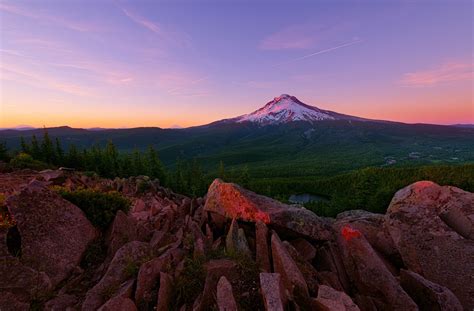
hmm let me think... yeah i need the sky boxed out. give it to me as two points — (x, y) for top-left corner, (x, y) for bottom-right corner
(0, 0), (473, 128)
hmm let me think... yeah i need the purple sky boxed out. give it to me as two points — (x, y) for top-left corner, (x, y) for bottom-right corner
(1, 0), (473, 128)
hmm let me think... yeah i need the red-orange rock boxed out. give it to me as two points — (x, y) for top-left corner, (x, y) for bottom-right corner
(204, 179), (332, 241)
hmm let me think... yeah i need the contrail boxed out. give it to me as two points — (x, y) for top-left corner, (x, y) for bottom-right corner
(273, 39), (364, 67)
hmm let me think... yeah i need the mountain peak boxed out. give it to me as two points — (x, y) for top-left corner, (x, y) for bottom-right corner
(236, 94), (337, 125)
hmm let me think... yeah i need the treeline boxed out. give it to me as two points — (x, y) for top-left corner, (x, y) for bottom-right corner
(1, 131), (250, 197)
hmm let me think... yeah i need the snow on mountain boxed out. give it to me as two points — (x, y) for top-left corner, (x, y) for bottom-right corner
(235, 94), (343, 125)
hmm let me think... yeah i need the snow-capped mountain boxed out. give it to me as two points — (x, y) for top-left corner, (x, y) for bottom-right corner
(233, 94), (363, 125)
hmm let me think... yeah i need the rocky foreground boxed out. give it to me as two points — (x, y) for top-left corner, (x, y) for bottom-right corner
(0, 169), (473, 311)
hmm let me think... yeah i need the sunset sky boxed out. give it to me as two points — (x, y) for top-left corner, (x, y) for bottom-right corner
(1, 0), (473, 128)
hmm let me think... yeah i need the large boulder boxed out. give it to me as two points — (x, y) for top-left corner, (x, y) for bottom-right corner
(385, 181), (474, 309)
(6, 182), (96, 287)
(337, 225), (418, 310)
(204, 179), (332, 241)
(259, 273), (286, 311)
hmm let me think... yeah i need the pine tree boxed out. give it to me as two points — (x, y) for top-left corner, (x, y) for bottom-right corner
(131, 149), (145, 176)
(41, 130), (54, 163)
(104, 141), (119, 177)
(146, 146), (166, 183)
(20, 137), (30, 154)
(66, 144), (81, 168)
(0, 141), (8, 162)
(55, 138), (64, 165)
(218, 160), (226, 180)
(239, 165), (250, 188)
(30, 135), (41, 160)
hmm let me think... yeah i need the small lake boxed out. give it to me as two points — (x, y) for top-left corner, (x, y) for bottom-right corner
(289, 193), (329, 204)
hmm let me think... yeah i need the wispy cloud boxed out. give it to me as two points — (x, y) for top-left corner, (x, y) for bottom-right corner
(0, 64), (93, 97)
(273, 39), (363, 67)
(119, 6), (191, 47)
(0, 2), (102, 32)
(401, 61), (473, 87)
(121, 7), (163, 35)
(260, 24), (336, 50)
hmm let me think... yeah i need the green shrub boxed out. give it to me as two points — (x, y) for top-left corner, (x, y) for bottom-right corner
(9, 153), (48, 170)
(55, 187), (130, 230)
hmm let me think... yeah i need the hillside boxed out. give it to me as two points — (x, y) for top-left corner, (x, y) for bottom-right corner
(0, 169), (472, 310)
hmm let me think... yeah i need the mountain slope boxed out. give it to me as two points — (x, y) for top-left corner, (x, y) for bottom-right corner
(225, 94), (368, 125)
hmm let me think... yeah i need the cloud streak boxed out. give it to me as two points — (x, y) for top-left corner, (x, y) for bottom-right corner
(273, 39), (363, 67)
(401, 61), (473, 87)
(0, 2), (101, 32)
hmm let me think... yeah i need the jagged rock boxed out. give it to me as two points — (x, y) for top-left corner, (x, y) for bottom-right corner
(255, 221), (271, 272)
(195, 259), (240, 311)
(385, 181), (474, 309)
(6, 183), (96, 287)
(400, 269), (463, 311)
(289, 238), (316, 262)
(98, 296), (137, 311)
(0, 252), (53, 303)
(107, 210), (151, 259)
(225, 218), (251, 256)
(337, 225), (417, 310)
(216, 276), (238, 311)
(204, 179), (333, 241)
(313, 243), (349, 292)
(44, 294), (78, 311)
(0, 291), (30, 311)
(312, 285), (360, 311)
(82, 241), (151, 311)
(156, 272), (173, 311)
(193, 237), (205, 259)
(335, 210), (399, 260)
(39, 169), (65, 184)
(135, 247), (185, 304)
(259, 273), (286, 311)
(270, 232), (310, 305)
(283, 240), (319, 296)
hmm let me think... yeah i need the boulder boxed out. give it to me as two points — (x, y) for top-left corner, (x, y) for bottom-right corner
(270, 232), (310, 304)
(385, 181), (474, 309)
(44, 294), (78, 311)
(135, 247), (185, 304)
(259, 273), (286, 311)
(82, 241), (151, 311)
(225, 218), (251, 257)
(255, 221), (271, 272)
(6, 183), (96, 287)
(289, 238), (316, 262)
(216, 276), (238, 311)
(98, 296), (137, 311)
(0, 291), (30, 311)
(337, 225), (417, 310)
(335, 210), (399, 260)
(400, 269), (463, 311)
(204, 179), (333, 241)
(195, 259), (240, 311)
(107, 210), (151, 259)
(312, 285), (360, 311)
(156, 272), (173, 311)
